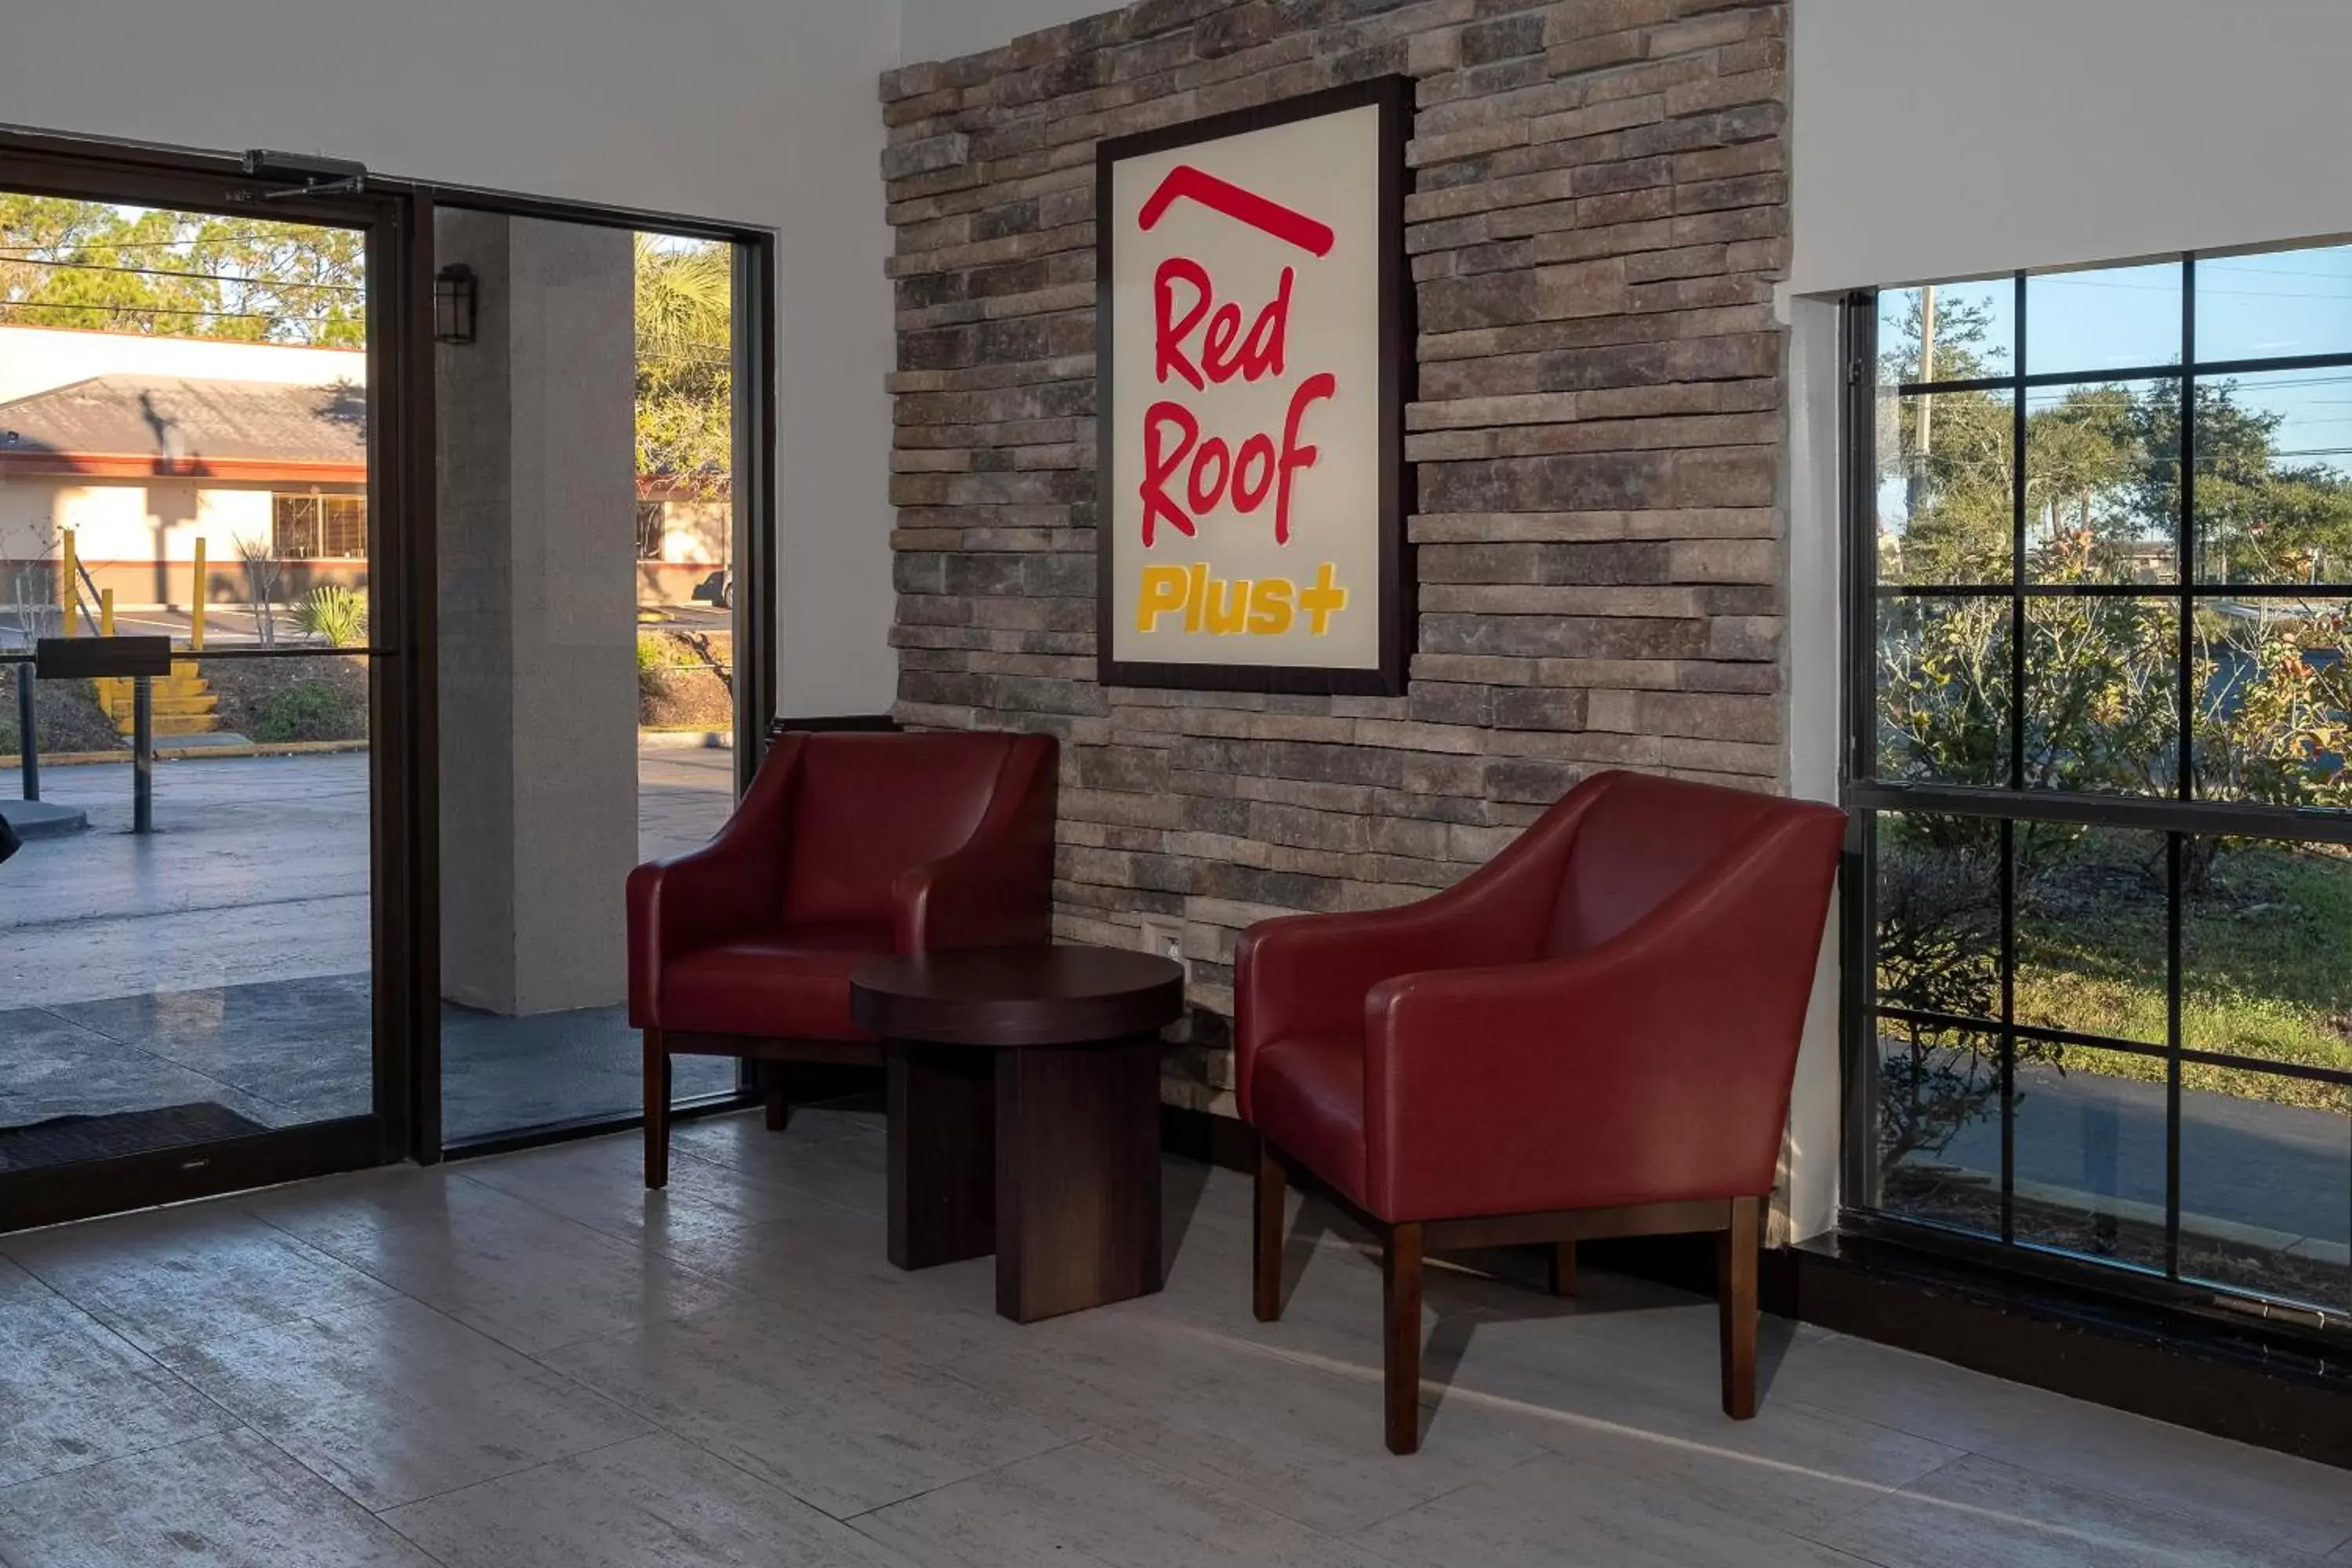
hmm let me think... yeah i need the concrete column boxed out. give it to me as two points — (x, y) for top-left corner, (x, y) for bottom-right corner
(436, 212), (638, 1015)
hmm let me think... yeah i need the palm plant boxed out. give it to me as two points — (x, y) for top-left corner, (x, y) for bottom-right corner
(633, 234), (734, 499)
(296, 584), (368, 648)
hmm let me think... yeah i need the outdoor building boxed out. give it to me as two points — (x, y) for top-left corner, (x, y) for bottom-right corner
(633, 480), (730, 606)
(0, 327), (365, 615)
(0, 323), (726, 617)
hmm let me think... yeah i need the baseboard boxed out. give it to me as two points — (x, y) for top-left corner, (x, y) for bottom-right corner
(771, 714), (900, 735)
(1153, 1105), (2352, 1471)
(440, 1088), (759, 1163)
(1784, 1229), (2352, 1471)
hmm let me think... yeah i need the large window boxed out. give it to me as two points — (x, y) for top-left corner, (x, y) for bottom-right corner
(1846, 246), (2352, 1331)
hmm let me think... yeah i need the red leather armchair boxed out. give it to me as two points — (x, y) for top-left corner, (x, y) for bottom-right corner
(628, 728), (1057, 1188)
(1236, 769), (1844, 1453)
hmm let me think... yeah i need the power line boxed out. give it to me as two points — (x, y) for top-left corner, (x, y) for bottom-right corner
(0, 255), (364, 291)
(2010, 372), (2352, 403)
(0, 230), (354, 253)
(0, 299), (354, 325)
(2200, 261), (2352, 284)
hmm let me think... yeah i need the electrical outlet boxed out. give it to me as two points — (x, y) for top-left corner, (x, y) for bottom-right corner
(1138, 918), (1188, 981)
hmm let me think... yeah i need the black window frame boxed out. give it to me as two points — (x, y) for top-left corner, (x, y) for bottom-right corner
(1839, 255), (2352, 1342)
(273, 490), (368, 560)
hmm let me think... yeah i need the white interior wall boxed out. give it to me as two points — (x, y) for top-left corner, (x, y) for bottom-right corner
(900, 0), (1105, 64)
(1779, 292), (1846, 1242)
(0, 0), (900, 717)
(1791, 0), (2352, 293)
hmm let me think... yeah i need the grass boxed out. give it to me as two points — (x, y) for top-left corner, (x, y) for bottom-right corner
(2012, 837), (2352, 1114)
(636, 632), (688, 673)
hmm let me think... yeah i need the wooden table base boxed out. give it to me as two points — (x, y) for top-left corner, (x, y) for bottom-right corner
(886, 1033), (1163, 1323)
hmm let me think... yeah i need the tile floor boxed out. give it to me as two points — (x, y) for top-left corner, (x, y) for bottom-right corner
(1, 1105), (2347, 1566)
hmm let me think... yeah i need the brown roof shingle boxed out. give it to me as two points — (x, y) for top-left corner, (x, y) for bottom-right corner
(0, 374), (365, 466)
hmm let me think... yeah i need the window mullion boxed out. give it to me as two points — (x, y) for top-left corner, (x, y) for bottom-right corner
(2165, 831), (2183, 1279)
(2010, 269), (2027, 794)
(1999, 815), (2016, 1246)
(2001, 269), (2027, 1249)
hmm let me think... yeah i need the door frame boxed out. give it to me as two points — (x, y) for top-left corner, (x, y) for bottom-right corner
(0, 132), (423, 1227)
(0, 128), (779, 1222)
(412, 185), (777, 1161)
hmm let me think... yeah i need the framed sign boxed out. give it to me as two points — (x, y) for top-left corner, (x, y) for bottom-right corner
(1095, 76), (1410, 695)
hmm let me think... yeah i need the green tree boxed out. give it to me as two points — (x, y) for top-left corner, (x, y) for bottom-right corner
(1878, 292), (2014, 583)
(0, 194), (365, 345)
(6, 203), (739, 501)
(2176, 383), (2352, 584)
(633, 234), (733, 496)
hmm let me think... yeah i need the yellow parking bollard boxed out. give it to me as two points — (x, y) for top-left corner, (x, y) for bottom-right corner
(98, 589), (119, 715)
(61, 528), (78, 637)
(191, 538), (207, 653)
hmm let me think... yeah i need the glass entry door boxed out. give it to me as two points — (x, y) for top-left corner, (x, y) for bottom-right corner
(0, 151), (416, 1228)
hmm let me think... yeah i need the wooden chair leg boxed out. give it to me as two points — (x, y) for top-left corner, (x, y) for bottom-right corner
(1551, 1240), (1577, 1298)
(1719, 1195), (1761, 1419)
(1384, 1221), (1425, 1456)
(763, 1062), (789, 1131)
(1253, 1138), (1284, 1323)
(643, 1030), (672, 1190)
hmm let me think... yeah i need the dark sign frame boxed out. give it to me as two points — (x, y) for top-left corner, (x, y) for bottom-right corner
(1094, 74), (1413, 696)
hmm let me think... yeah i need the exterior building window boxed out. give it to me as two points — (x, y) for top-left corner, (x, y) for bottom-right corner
(273, 492), (368, 559)
(1845, 245), (2352, 1334)
(635, 499), (666, 561)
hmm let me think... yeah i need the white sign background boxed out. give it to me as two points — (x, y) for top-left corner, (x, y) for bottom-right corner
(1105, 100), (1385, 673)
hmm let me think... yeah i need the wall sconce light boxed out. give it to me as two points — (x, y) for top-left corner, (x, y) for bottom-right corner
(434, 263), (478, 345)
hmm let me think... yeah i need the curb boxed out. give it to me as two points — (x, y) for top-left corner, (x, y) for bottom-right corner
(0, 799), (89, 837)
(639, 729), (735, 750)
(0, 739), (372, 768)
(5, 731), (730, 768)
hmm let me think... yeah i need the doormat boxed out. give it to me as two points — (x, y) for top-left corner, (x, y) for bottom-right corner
(0, 1102), (272, 1172)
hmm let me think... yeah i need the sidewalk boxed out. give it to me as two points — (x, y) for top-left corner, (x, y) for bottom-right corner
(1935, 1061), (2348, 1260)
(1, 744), (739, 1145)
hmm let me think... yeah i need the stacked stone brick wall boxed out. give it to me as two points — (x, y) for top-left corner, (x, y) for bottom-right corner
(880, 0), (1791, 1112)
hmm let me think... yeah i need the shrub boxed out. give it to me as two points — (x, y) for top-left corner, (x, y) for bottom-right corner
(637, 632), (686, 673)
(252, 681), (366, 743)
(296, 586), (369, 648)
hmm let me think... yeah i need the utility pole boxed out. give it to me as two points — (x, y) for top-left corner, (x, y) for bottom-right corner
(1909, 285), (1936, 516)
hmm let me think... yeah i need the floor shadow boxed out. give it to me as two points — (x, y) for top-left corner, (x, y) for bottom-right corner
(1160, 1152), (1212, 1277)
(1417, 1243), (1789, 1435)
(1416, 1287), (1804, 1444)
(1417, 1254), (1649, 1432)
(1277, 1190), (1381, 1310)
(1254, 1178), (1739, 1443)
(1757, 1302), (1798, 1403)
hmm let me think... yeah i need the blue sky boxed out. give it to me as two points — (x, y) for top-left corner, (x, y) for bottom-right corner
(1883, 243), (2352, 479)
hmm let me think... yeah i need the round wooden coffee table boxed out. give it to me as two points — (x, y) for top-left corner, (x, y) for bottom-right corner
(850, 945), (1185, 1323)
